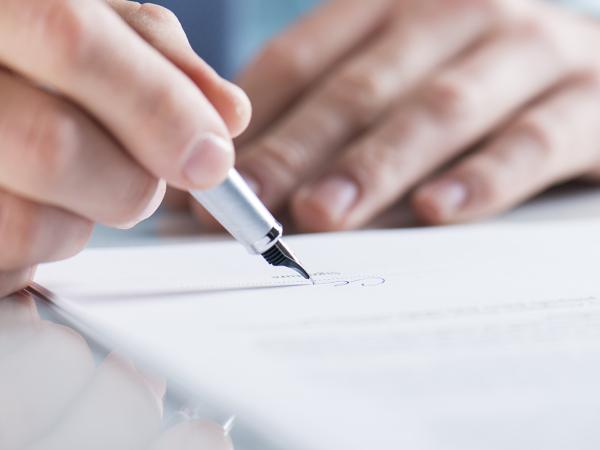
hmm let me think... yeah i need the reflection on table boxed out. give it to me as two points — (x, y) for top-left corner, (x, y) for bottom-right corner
(0, 292), (233, 450)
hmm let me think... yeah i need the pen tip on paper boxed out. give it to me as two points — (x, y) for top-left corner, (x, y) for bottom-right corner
(291, 261), (312, 281)
(223, 415), (236, 436)
(285, 259), (313, 282)
(262, 240), (313, 282)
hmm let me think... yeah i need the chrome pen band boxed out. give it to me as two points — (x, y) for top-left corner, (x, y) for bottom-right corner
(191, 169), (282, 254)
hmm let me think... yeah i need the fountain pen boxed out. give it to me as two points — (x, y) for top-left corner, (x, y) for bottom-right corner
(191, 169), (313, 281)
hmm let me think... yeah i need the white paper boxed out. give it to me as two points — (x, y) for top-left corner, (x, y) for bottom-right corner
(35, 221), (600, 450)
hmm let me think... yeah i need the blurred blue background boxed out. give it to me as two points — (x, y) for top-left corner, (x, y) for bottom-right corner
(145, 0), (322, 78)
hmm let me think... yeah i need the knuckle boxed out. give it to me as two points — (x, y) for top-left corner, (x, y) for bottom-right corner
(22, 105), (80, 189)
(511, 115), (556, 159)
(256, 37), (314, 85)
(334, 70), (384, 103)
(39, 0), (97, 72)
(344, 139), (402, 194)
(322, 70), (386, 127)
(572, 72), (600, 93)
(138, 83), (194, 160)
(470, 165), (503, 204)
(424, 75), (476, 123)
(509, 18), (563, 61)
(587, 73), (600, 89)
(513, 18), (553, 42)
(257, 136), (310, 185)
(347, 159), (384, 194)
(137, 3), (181, 27)
(467, 176), (504, 210)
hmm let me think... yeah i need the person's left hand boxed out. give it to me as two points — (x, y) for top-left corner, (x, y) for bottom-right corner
(194, 0), (600, 231)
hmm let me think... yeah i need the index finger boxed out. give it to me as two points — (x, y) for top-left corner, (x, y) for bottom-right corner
(108, 0), (252, 138)
(0, 0), (233, 190)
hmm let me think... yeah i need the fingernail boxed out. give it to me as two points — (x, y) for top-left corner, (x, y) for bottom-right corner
(420, 179), (469, 219)
(303, 176), (359, 222)
(182, 133), (234, 188)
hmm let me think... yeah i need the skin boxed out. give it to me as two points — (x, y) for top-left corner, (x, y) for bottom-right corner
(192, 0), (600, 232)
(0, 0), (252, 297)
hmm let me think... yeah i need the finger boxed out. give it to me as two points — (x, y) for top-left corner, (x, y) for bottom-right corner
(412, 77), (600, 223)
(0, 189), (93, 271)
(237, 0), (502, 210)
(0, 321), (95, 450)
(147, 420), (233, 450)
(24, 353), (163, 450)
(0, 0), (233, 190)
(236, 0), (392, 144)
(291, 25), (574, 231)
(108, 0), (251, 138)
(0, 69), (165, 228)
(0, 268), (36, 302)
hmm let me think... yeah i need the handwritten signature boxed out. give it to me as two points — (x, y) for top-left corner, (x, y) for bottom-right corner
(272, 273), (386, 287)
(315, 277), (387, 287)
(272, 272), (342, 280)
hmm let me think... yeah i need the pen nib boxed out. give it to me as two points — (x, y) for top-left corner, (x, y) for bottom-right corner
(262, 240), (312, 282)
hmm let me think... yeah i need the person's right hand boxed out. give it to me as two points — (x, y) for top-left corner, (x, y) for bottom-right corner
(0, 0), (252, 297)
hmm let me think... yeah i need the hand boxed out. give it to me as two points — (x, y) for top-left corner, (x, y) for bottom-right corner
(219, 0), (600, 232)
(0, 292), (234, 450)
(0, 0), (251, 296)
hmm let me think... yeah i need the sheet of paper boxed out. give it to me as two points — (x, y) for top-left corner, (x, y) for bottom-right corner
(35, 221), (600, 450)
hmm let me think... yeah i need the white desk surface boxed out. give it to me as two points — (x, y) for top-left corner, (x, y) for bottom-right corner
(19, 184), (600, 450)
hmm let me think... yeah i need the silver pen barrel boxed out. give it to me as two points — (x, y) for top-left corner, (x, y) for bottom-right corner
(191, 169), (281, 255)
(190, 169), (312, 280)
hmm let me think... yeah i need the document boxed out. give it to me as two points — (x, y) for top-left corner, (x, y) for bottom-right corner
(35, 221), (600, 450)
